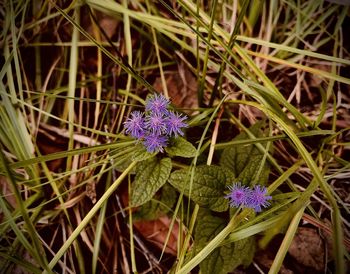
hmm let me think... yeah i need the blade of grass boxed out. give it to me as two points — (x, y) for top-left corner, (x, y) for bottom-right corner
(235, 35), (350, 66)
(116, 0), (133, 134)
(0, 251), (42, 274)
(128, 177), (137, 273)
(197, 0), (218, 106)
(44, 161), (137, 272)
(65, 7), (79, 171)
(268, 206), (306, 274)
(215, 130), (334, 149)
(0, 148), (50, 272)
(245, 49), (350, 85)
(177, 209), (249, 274)
(91, 172), (110, 274)
(90, 9), (103, 130)
(55, 2), (159, 96)
(209, 0), (250, 107)
(145, 0), (169, 99)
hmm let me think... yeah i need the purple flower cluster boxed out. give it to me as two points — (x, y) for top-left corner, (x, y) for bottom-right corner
(225, 183), (272, 212)
(124, 94), (188, 153)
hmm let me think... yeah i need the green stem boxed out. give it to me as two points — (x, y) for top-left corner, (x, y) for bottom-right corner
(177, 210), (249, 274)
(268, 206), (306, 274)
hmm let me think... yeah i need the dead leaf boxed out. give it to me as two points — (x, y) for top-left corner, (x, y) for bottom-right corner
(86, 179), (97, 204)
(87, 12), (119, 41)
(288, 227), (325, 271)
(133, 216), (180, 255)
(0, 176), (17, 209)
(257, 251), (294, 274)
(153, 63), (198, 113)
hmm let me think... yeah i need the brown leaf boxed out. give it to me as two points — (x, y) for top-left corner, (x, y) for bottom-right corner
(86, 12), (119, 41)
(0, 176), (17, 209)
(85, 179), (97, 204)
(133, 216), (180, 255)
(153, 64), (198, 113)
(288, 227), (325, 271)
(256, 251), (294, 274)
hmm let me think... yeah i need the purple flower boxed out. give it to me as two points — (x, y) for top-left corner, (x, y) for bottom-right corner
(145, 94), (170, 115)
(124, 93), (190, 153)
(246, 185), (272, 212)
(165, 111), (188, 137)
(145, 112), (168, 135)
(143, 133), (168, 153)
(225, 183), (250, 208)
(124, 111), (146, 139)
(225, 183), (272, 212)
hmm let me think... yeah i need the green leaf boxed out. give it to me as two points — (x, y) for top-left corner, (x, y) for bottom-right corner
(168, 165), (234, 212)
(131, 157), (172, 207)
(165, 137), (197, 158)
(220, 122), (263, 176)
(131, 143), (157, 162)
(219, 121), (270, 186)
(112, 143), (155, 173)
(236, 153), (270, 186)
(133, 184), (177, 221)
(194, 211), (255, 274)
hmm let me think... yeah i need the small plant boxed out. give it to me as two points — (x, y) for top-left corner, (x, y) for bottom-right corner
(124, 94), (188, 152)
(127, 117), (274, 273)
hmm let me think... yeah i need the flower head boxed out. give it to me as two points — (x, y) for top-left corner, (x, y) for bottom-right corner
(143, 133), (168, 153)
(225, 183), (272, 212)
(124, 111), (146, 139)
(225, 183), (250, 208)
(124, 93), (189, 153)
(145, 112), (168, 135)
(145, 93), (170, 115)
(165, 111), (188, 137)
(246, 185), (272, 212)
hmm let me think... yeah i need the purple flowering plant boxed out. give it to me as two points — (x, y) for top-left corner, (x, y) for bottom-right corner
(123, 98), (276, 274)
(124, 111), (146, 139)
(124, 93), (188, 153)
(225, 183), (250, 208)
(145, 93), (170, 114)
(225, 183), (272, 212)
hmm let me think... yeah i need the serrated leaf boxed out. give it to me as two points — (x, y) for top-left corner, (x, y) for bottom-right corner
(220, 122), (264, 176)
(194, 211), (255, 274)
(133, 184), (177, 221)
(236, 154), (270, 186)
(131, 157), (172, 207)
(111, 150), (136, 173)
(112, 143), (155, 173)
(219, 121), (270, 186)
(132, 143), (157, 162)
(233, 236), (255, 267)
(168, 165), (234, 212)
(165, 137), (197, 158)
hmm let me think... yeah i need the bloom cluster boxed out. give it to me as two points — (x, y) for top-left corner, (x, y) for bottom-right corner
(124, 94), (188, 153)
(225, 183), (272, 212)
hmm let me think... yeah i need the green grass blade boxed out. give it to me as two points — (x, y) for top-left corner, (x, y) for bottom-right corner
(268, 206), (306, 274)
(45, 161), (136, 272)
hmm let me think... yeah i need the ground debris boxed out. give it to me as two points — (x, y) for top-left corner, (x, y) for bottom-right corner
(288, 227), (325, 272)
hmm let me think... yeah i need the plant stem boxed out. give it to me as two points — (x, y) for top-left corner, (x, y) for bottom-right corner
(177, 210), (249, 274)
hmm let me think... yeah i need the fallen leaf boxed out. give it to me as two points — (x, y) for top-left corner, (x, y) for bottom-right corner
(133, 216), (180, 255)
(288, 227), (325, 271)
(0, 176), (17, 209)
(257, 251), (294, 274)
(153, 63), (198, 113)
